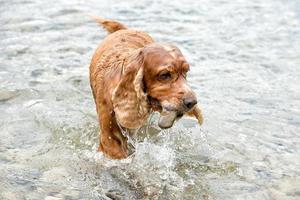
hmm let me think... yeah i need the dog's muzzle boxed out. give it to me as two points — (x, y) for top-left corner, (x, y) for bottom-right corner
(148, 95), (197, 129)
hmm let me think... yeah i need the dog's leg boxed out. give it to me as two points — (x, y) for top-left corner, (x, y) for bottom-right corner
(186, 105), (203, 125)
(97, 107), (129, 159)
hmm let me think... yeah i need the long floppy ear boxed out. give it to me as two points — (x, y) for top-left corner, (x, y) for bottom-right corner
(112, 50), (150, 129)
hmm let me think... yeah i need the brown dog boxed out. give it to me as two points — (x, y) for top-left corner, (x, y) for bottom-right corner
(89, 17), (203, 159)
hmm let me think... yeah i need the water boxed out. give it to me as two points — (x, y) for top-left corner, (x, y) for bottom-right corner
(0, 0), (299, 199)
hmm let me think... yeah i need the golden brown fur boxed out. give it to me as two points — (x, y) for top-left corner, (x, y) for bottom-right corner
(90, 17), (203, 159)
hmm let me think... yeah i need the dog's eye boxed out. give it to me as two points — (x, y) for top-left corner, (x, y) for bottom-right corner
(158, 72), (172, 80)
(183, 72), (187, 79)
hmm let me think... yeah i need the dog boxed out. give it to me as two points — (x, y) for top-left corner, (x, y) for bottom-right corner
(89, 17), (203, 159)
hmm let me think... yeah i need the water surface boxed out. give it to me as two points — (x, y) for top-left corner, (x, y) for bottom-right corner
(0, 0), (299, 199)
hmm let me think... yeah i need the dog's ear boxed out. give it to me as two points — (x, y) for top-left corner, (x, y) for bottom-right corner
(112, 50), (149, 129)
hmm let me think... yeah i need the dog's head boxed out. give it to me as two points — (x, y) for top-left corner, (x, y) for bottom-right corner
(112, 43), (198, 129)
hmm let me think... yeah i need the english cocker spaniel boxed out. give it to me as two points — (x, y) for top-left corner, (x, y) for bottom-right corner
(89, 17), (203, 159)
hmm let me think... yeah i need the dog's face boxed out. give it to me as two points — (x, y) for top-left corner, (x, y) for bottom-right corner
(142, 44), (197, 128)
(112, 43), (198, 129)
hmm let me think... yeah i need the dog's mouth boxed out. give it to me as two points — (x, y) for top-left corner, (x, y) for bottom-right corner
(148, 96), (162, 111)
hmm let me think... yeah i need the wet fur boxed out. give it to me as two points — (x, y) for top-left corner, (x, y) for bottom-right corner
(89, 16), (203, 159)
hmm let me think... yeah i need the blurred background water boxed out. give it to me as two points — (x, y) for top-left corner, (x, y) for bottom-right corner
(0, 0), (299, 199)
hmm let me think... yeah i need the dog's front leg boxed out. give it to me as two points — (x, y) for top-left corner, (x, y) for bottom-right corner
(98, 108), (129, 159)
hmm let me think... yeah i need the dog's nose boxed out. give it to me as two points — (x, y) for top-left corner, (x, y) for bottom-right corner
(183, 96), (197, 109)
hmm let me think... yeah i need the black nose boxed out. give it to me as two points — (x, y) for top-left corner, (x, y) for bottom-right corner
(183, 96), (197, 109)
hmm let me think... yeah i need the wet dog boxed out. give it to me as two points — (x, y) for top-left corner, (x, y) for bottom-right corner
(89, 17), (203, 159)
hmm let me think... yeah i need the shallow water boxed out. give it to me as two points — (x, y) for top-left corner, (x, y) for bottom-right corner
(0, 0), (299, 199)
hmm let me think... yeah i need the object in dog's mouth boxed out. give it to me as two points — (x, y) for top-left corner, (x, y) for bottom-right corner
(158, 109), (178, 129)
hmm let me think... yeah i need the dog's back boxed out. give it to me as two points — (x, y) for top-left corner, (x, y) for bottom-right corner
(89, 17), (154, 77)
